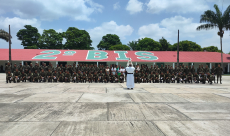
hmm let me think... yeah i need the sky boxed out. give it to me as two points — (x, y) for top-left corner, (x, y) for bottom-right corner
(0, 0), (230, 53)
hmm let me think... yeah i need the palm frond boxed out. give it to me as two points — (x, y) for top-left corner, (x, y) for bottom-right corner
(200, 10), (217, 24)
(0, 29), (11, 42)
(214, 4), (222, 18)
(196, 24), (217, 30)
(222, 5), (230, 30)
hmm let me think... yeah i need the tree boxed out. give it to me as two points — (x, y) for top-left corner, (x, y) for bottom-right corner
(159, 37), (172, 51)
(64, 27), (93, 50)
(97, 34), (122, 50)
(202, 46), (221, 52)
(108, 44), (130, 50)
(171, 41), (202, 51)
(0, 29), (11, 42)
(16, 25), (40, 49)
(137, 38), (162, 51)
(127, 41), (138, 50)
(38, 29), (64, 49)
(197, 4), (230, 68)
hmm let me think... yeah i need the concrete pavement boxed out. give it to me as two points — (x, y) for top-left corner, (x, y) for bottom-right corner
(0, 73), (230, 136)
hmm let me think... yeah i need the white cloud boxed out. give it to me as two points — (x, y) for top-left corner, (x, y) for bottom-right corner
(138, 15), (230, 53)
(113, 2), (120, 10)
(146, 0), (210, 14)
(88, 21), (134, 48)
(126, 0), (143, 14)
(0, 17), (42, 49)
(0, 0), (103, 21)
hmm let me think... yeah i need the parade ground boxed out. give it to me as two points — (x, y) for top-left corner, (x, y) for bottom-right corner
(0, 74), (230, 136)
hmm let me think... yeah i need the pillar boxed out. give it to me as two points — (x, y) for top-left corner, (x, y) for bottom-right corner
(21, 61), (24, 65)
(76, 62), (78, 66)
(192, 63), (193, 66)
(136, 62), (137, 65)
(97, 62), (98, 67)
(154, 62), (155, 66)
(210, 63), (212, 69)
(116, 62), (118, 65)
(173, 63), (175, 69)
(228, 63), (230, 74)
(56, 61), (58, 67)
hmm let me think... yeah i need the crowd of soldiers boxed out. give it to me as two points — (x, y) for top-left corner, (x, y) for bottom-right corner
(5, 62), (223, 84)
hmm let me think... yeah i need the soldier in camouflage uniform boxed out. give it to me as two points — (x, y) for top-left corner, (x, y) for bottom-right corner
(47, 69), (53, 82)
(20, 71), (27, 82)
(176, 73), (182, 83)
(5, 62), (11, 74)
(165, 71), (171, 83)
(206, 72), (214, 84)
(187, 72), (193, 83)
(33, 70), (39, 82)
(119, 72), (125, 83)
(13, 69), (21, 83)
(6, 71), (13, 83)
(40, 69), (47, 82)
(88, 72), (93, 83)
(64, 71), (71, 82)
(160, 72), (165, 83)
(171, 73), (175, 83)
(149, 72), (155, 83)
(193, 72), (199, 83)
(211, 65), (216, 83)
(104, 72), (110, 83)
(93, 72), (98, 83)
(154, 73), (159, 83)
(52, 70), (58, 82)
(27, 70), (33, 82)
(98, 70), (104, 83)
(200, 72), (206, 84)
(215, 64), (223, 84)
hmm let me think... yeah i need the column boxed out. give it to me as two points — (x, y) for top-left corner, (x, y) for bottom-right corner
(76, 62), (78, 66)
(192, 63), (193, 66)
(116, 62), (118, 65)
(154, 62), (155, 66)
(228, 63), (230, 74)
(173, 63), (175, 69)
(21, 61), (24, 65)
(210, 63), (212, 69)
(97, 62), (98, 67)
(136, 62), (137, 65)
(56, 61), (58, 67)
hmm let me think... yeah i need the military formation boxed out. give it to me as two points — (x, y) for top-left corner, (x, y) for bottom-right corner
(5, 62), (223, 84)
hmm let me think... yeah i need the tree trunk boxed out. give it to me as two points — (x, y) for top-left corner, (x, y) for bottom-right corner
(220, 36), (223, 71)
(9, 25), (12, 70)
(177, 30), (179, 67)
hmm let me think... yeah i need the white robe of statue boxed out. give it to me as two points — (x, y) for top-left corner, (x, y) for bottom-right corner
(125, 66), (135, 89)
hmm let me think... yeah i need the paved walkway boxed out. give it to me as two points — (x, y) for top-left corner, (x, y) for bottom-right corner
(0, 73), (230, 136)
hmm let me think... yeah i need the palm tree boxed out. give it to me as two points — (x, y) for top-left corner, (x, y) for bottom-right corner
(197, 4), (230, 69)
(0, 29), (11, 42)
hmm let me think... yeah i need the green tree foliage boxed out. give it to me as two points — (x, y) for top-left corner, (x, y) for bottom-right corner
(108, 44), (130, 50)
(64, 27), (93, 50)
(137, 38), (161, 51)
(127, 41), (138, 50)
(16, 25), (40, 49)
(159, 37), (172, 51)
(97, 34), (122, 50)
(197, 4), (230, 68)
(171, 41), (202, 51)
(202, 46), (221, 52)
(38, 29), (64, 49)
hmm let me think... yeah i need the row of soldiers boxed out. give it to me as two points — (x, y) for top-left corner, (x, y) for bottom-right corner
(5, 62), (223, 84)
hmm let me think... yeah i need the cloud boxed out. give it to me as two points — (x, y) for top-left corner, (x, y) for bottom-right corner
(88, 21), (134, 48)
(126, 0), (143, 14)
(0, 17), (42, 49)
(146, 0), (210, 14)
(138, 15), (230, 53)
(0, 0), (103, 21)
(113, 2), (120, 10)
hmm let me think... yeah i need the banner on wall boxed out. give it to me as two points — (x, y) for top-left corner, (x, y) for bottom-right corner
(0, 49), (229, 63)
